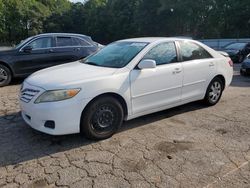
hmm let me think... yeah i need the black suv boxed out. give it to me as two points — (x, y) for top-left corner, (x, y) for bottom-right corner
(222, 42), (250, 63)
(0, 33), (101, 86)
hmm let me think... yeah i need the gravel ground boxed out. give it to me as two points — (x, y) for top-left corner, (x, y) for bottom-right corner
(0, 64), (249, 188)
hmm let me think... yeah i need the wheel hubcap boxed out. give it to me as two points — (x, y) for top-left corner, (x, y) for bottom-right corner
(0, 68), (8, 82)
(209, 81), (222, 103)
(91, 105), (115, 130)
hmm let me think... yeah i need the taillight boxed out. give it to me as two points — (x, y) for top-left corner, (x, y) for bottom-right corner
(228, 59), (233, 67)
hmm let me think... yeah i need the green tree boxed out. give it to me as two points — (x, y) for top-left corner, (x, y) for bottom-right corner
(0, 1), (5, 41)
(44, 2), (85, 34)
(0, 0), (250, 44)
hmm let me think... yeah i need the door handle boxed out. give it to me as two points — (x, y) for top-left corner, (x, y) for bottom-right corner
(75, 48), (80, 51)
(209, 62), (215, 67)
(173, 68), (182, 74)
(48, 49), (54, 53)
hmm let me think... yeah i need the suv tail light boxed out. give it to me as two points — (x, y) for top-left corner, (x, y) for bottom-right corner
(228, 59), (233, 67)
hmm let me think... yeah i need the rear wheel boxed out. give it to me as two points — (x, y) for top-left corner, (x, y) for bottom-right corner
(0, 64), (12, 87)
(81, 96), (124, 140)
(204, 78), (223, 106)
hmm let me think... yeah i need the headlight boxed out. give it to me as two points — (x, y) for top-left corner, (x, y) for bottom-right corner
(35, 89), (81, 103)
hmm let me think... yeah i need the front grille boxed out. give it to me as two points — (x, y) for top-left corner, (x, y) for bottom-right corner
(20, 88), (40, 103)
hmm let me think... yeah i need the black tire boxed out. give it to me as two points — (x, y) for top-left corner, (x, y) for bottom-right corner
(240, 70), (245, 76)
(203, 78), (224, 106)
(240, 69), (246, 76)
(0, 64), (12, 87)
(81, 96), (124, 140)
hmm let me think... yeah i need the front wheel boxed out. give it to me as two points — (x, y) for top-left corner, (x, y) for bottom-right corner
(81, 96), (124, 140)
(0, 64), (12, 87)
(203, 78), (223, 106)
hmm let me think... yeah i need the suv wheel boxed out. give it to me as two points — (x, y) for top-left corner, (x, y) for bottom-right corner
(0, 64), (12, 87)
(81, 96), (124, 140)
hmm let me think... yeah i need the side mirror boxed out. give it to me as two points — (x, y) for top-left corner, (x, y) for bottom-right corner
(23, 46), (33, 53)
(138, 59), (156, 70)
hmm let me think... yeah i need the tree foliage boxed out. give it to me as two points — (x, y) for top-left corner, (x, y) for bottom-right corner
(0, 0), (249, 44)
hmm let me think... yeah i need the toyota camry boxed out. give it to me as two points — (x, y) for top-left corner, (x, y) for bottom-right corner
(20, 38), (233, 140)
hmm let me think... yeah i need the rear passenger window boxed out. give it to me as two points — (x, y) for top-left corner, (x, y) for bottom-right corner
(143, 42), (177, 65)
(56, 37), (72, 47)
(72, 38), (90, 46)
(179, 41), (212, 61)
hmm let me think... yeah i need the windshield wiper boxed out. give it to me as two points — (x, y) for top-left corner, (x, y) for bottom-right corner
(84, 61), (119, 68)
(85, 62), (100, 66)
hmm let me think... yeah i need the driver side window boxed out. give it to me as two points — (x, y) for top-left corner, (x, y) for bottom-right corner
(28, 37), (52, 49)
(143, 42), (177, 65)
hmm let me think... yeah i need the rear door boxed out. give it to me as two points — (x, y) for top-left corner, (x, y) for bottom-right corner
(71, 37), (97, 58)
(177, 41), (216, 101)
(51, 36), (80, 65)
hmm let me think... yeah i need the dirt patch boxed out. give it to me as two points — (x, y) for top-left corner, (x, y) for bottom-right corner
(31, 179), (48, 187)
(154, 140), (193, 154)
(169, 118), (186, 125)
(216, 128), (228, 135)
(121, 159), (147, 172)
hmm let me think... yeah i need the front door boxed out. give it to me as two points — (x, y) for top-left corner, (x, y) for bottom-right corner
(13, 37), (55, 75)
(130, 42), (183, 115)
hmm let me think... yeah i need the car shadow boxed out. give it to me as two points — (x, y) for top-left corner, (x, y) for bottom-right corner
(0, 112), (94, 167)
(120, 101), (207, 132)
(9, 78), (25, 86)
(0, 101), (208, 167)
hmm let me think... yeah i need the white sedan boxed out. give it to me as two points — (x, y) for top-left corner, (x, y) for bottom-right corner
(20, 38), (233, 140)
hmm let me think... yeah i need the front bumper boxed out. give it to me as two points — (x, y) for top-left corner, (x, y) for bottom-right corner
(20, 82), (88, 135)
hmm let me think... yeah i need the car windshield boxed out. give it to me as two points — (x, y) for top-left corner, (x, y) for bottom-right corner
(15, 37), (33, 49)
(224, 43), (246, 50)
(82, 41), (148, 68)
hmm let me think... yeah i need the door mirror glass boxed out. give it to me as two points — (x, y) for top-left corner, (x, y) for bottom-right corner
(23, 46), (33, 53)
(138, 59), (156, 69)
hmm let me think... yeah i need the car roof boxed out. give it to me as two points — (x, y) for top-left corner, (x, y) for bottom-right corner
(225, 42), (248, 46)
(118, 37), (193, 43)
(35, 33), (91, 38)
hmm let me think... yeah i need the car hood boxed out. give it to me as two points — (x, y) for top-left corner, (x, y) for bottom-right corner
(25, 61), (118, 90)
(0, 48), (16, 55)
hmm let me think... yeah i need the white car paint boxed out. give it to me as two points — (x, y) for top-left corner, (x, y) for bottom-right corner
(20, 38), (233, 135)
